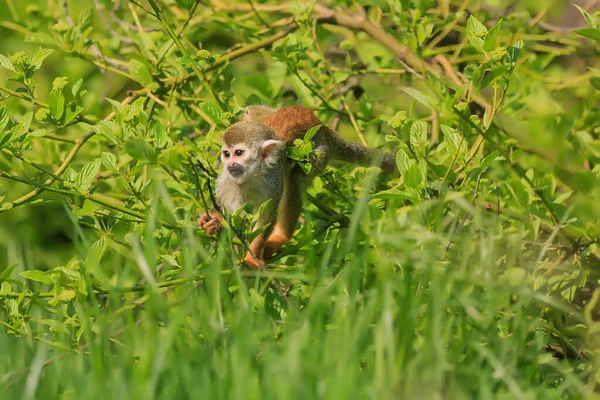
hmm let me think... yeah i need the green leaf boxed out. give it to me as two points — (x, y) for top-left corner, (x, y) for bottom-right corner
(574, 4), (598, 29)
(507, 40), (524, 65)
(129, 59), (153, 86)
(93, 120), (121, 144)
(0, 106), (8, 133)
(125, 138), (158, 163)
(409, 121), (428, 153)
(20, 270), (53, 285)
(591, 77), (600, 91)
(0, 264), (17, 284)
(72, 78), (83, 97)
(198, 102), (227, 127)
(304, 125), (321, 143)
(30, 48), (53, 70)
(480, 150), (501, 170)
(484, 19), (502, 52)
(152, 123), (169, 148)
(72, 199), (98, 216)
(575, 28), (600, 43)
(395, 148), (411, 175)
(401, 87), (434, 109)
(49, 90), (65, 121)
(87, 236), (107, 266)
(478, 65), (509, 90)
(78, 6), (93, 30)
(0, 54), (15, 72)
(441, 125), (464, 156)
(75, 158), (101, 192)
(64, 104), (83, 125)
(405, 163), (422, 188)
(11, 111), (33, 137)
(101, 152), (119, 172)
(467, 15), (487, 53)
(161, 255), (181, 267)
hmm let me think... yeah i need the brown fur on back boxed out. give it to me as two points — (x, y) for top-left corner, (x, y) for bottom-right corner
(263, 105), (322, 144)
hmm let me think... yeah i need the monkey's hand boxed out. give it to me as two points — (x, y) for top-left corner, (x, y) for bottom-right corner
(198, 211), (223, 235)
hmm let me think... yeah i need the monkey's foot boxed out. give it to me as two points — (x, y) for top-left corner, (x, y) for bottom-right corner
(263, 232), (289, 260)
(243, 252), (266, 270)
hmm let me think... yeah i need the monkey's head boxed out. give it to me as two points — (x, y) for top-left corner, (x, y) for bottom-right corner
(221, 121), (284, 183)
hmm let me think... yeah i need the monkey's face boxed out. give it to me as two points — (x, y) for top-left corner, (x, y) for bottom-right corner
(221, 139), (283, 183)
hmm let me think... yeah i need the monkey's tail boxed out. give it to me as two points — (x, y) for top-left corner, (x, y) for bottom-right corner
(327, 128), (397, 173)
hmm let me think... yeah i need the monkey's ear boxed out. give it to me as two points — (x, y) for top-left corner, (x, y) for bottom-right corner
(260, 139), (283, 165)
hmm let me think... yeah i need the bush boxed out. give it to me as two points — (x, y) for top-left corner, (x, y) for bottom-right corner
(0, 0), (598, 398)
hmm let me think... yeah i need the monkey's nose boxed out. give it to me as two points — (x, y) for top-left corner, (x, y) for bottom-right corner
(227, 162), (244, 177)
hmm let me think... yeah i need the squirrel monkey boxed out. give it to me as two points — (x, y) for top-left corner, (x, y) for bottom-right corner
(198, 105), (395, 269)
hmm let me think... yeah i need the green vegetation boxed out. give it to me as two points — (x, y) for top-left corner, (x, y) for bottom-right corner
(0, 0), (599, 398)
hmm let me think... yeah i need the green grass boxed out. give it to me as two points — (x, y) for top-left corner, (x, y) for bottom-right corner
(0, 192), (593, 399)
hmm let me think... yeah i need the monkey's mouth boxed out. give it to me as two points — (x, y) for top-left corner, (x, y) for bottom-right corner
(227, 168), (245, 179)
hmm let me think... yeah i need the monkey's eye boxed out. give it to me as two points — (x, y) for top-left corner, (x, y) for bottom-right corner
(234, 150), (244, 156)
(223, 151), (230, 158)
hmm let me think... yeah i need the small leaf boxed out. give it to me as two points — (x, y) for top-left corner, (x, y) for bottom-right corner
(590, 77), (600, 91)
(20, 270), (53, 285)
(484, 19), (502, 52)
(30, 48), (53, 70)
(575, 28), (600, 43)
(101, 152), (119, 172)
(480, 150), (501, 170)
(395, 148), (411, 175)
(160, 255), (181, 267)
(574, 4), (597, 29)
(64, 104), (83, 124)
(87, 236), (107, 265)
(78, 6), (93, 29)
(198, 102), (227, 127)
(507, 40), (524, 65)
(72, 78), (83, 97)
(0, 264), (17, 283)
(74, 158), (101, 192)
(304, 124), (321, 143)
(49, 90), (65, 121)
(409, 121), (428, 153)
(467, 15), (487, 53)
(405, 163), (422, 188)
(441, 125), (463, 155)
(125, 138), (158, 163)
(129, 59), (153, 86)
(0, 54), (15, 72)
(401, 87), (433, 109)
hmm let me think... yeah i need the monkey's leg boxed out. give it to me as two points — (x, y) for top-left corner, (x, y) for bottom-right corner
(244, 203), (278, 269)
(264, 145), (330, 260)
(263, 169), (304, 260)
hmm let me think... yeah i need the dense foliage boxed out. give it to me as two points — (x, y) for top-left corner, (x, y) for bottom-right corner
(0, 0), (599, 398)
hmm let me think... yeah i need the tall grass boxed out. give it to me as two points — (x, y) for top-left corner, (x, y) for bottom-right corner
(0, 189), (591, 399)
